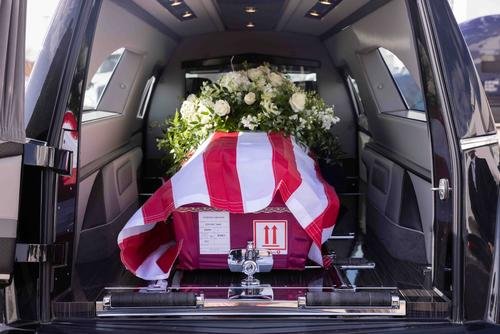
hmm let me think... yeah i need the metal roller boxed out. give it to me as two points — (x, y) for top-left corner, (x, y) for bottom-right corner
(103, 292), (202, 308)
(305, 291), (399, 308)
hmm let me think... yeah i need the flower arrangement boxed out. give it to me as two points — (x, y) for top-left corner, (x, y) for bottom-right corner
(158, 64), (342, 174)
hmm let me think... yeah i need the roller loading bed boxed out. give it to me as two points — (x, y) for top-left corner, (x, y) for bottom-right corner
(53, 232), (450, 319)
(94, 262), (407, 317)
(95, 290), (406, 317)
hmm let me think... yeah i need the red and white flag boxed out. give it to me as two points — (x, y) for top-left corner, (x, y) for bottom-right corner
(118, 132), (340, 280)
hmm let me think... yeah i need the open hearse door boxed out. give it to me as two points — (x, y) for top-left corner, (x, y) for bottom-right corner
(2, 0), (500, 332)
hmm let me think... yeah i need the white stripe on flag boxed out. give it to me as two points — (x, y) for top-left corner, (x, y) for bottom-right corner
(171, 135), (212, 208)
(117, 209), (153, 244)
(308, 243), (323, 265)
(134, 241), (177, 280)
(285, 140), (328, 230)
(237, 132), (275, 212)
(322, 224), (335, 243)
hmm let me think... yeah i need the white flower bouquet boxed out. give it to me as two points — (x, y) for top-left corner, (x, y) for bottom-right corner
(158, 64), (342, 174)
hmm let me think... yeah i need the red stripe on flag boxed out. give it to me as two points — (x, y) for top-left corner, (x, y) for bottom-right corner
(156, 239), (183, 274)
(268, 133), (302, 202)
(203, 132), (244, 212)
(119, 221), (170, 272)
(142, 180), (175, 224)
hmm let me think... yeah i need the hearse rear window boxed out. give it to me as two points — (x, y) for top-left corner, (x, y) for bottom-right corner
(185, 68), (318, 96)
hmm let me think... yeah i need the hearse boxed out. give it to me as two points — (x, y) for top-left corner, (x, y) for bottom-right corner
(0, 0), (499, 332)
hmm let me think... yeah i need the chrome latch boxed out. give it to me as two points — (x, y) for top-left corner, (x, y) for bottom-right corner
(228, 241), (273, 285)
(23, 139), (73, 175)
(15, 243), (67, 266)
(431, 178), (452, 201)
(227, 241), (274, 300)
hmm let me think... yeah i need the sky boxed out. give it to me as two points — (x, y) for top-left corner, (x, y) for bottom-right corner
(25, 0), (60, 62)
(449, 0), (500, 23)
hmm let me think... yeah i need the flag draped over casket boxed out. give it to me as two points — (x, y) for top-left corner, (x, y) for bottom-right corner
(118, 132), (340, 280)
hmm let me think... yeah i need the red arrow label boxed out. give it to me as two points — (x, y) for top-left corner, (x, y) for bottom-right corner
(264, 225), (269, 245)
(272, 225), (278, 245)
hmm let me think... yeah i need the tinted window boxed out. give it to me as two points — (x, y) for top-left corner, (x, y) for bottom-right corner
(379, 48), (426, 111)
(185, 66), (318, 96)
(83, 48), (124, 110)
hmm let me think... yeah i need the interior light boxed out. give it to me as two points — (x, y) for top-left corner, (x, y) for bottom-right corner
(245, 6), (257, 13)
(308, 10), (320, 17)
(182, 11), (193, 18)
(319, 0), (332, 5)
(171, 0), (182, 6)
(246, 21), (255, 28)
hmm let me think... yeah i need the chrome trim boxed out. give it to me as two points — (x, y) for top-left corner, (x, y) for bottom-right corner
(137, 75), (156, 119)
(339, 263), (376, 270)
(0, 273), (11, 282)
(196, 294), (205, 307)
(4, 277), (18, 323)
(102, 285), (399, 292)
(297, 296), (306, 308)
(329, 233), (355, 240)
(460, 134), (498, 150)
(23, 139), (73, 175)
(96, 299), (406, 317)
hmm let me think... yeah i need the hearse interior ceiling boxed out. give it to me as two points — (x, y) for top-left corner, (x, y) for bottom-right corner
(131, 0), (369, 37)
(146, 31), (356, 160)
(130, 0), (224, 37)
(276, 0), (370, 35)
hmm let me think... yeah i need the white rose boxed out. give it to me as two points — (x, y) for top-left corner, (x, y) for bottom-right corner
(214, 99), (231, 116)
(219, 71), (250, 92)
(247, 68), (263, 81)
(289, 92), (306, 112)
(186, 94), (197, 102)
(244, 92), (256, 105)
(269, 72), (283, 87)
(180, 100), (196, 120)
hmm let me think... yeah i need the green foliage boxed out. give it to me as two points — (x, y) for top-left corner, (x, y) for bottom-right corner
(157, 64), (343, 175)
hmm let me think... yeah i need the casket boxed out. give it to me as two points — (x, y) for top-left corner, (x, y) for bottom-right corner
(172, 195), (312, 270)
(118, 132), (340, 280)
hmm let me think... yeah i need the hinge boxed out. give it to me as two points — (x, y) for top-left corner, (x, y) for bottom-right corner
(23, 139), (73, 175)
(15, 243), (67, 267)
